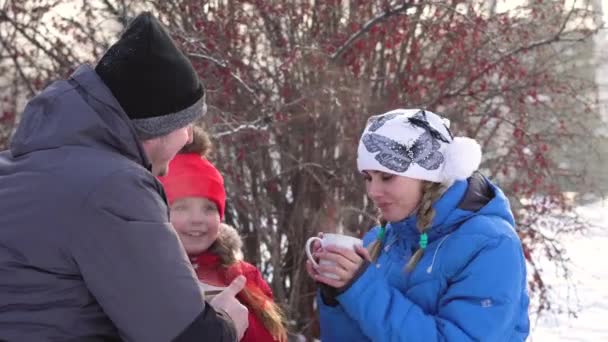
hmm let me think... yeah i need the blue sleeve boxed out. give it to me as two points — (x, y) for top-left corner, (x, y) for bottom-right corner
(317, 293), (368, 342)
(337, 234), (526, 342)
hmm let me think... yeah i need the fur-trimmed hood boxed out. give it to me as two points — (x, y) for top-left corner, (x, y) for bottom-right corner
(214, 223), (244, 261)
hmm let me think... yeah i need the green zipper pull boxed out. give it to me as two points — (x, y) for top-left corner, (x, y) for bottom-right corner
(419, 232), (428, 249)
(377, 226), (386, 241)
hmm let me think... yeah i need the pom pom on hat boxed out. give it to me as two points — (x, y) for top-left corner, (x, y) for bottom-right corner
(442, 137), (482, 184)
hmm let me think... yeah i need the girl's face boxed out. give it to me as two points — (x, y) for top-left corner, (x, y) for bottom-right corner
(363, 170), (424, 222)
(170, 197), (221, 255)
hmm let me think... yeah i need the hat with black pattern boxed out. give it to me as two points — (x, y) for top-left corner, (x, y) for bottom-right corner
(357, 108), (482, 185)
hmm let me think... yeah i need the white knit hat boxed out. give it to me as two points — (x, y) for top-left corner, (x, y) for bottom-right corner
(357, 109), (482, 185)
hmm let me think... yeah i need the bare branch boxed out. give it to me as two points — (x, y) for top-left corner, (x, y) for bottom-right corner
(0, 9), (73, 69)
(440, 8), (593, 102)
(189, 52), (262, 104)
(213, 117), (271, 138)
(330, 2), (413, 62)
(0, 34), (35, 97)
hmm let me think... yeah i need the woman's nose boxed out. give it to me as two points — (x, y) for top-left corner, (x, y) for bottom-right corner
(367, 180), (383, 200)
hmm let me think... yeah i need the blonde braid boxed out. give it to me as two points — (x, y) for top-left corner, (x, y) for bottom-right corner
(368, 216), (388, 261)
(405, 181), (445, 272)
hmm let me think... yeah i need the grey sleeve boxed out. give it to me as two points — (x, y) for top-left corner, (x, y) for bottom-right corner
(174, 307), (237, 342)
(70, 168), (234, 342)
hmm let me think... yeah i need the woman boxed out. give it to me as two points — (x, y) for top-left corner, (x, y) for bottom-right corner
(158, 129), (288, 342)
(306, 109), (530, 341)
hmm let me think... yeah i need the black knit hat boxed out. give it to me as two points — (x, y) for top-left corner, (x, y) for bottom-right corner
(95, 12), (206, 139)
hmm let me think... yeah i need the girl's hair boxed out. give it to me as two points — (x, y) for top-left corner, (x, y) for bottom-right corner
(179, 125), (212, 157)
(209, 239), (288, 341)
(368, 181), (446, 272)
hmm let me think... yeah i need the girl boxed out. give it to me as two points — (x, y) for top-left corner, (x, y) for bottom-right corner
(158, 129), (287, 342)
(306, 109), (530, 341)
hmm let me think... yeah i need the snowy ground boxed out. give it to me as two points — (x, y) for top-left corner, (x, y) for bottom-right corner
(529, 199), (608, 341)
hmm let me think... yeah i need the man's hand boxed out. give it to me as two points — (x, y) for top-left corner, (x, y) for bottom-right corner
(209, 276), (249, 341)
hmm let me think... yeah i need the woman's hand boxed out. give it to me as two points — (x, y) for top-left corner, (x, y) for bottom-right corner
(312, 244), (371, 289)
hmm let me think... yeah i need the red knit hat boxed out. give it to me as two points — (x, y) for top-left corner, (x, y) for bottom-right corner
(158, 153), (226, 219)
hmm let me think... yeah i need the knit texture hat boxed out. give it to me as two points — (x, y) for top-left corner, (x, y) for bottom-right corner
(357, 109), (482, 185)
(95, 12), (206, 139)
(158, 153), (226, 219)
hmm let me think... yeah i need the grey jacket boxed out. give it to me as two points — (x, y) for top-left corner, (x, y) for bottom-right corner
(0, 65), (235, 341)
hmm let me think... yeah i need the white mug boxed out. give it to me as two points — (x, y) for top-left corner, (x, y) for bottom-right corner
(305, 233), (363, 279)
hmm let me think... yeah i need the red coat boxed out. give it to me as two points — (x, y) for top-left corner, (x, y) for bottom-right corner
(193, 252), (279, 342)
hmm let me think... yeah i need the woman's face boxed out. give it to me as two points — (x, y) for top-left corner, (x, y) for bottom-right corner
(363, 170), (424, 222)
(170, 197), (221, 255)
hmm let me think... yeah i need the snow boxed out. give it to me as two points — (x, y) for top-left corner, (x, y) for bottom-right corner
(530, 199), (608, 341)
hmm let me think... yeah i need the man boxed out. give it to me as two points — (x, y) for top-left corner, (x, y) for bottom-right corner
(0, 12), (247, 341)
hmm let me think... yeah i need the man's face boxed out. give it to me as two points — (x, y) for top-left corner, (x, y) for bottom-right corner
(142, 125), (193, 176)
